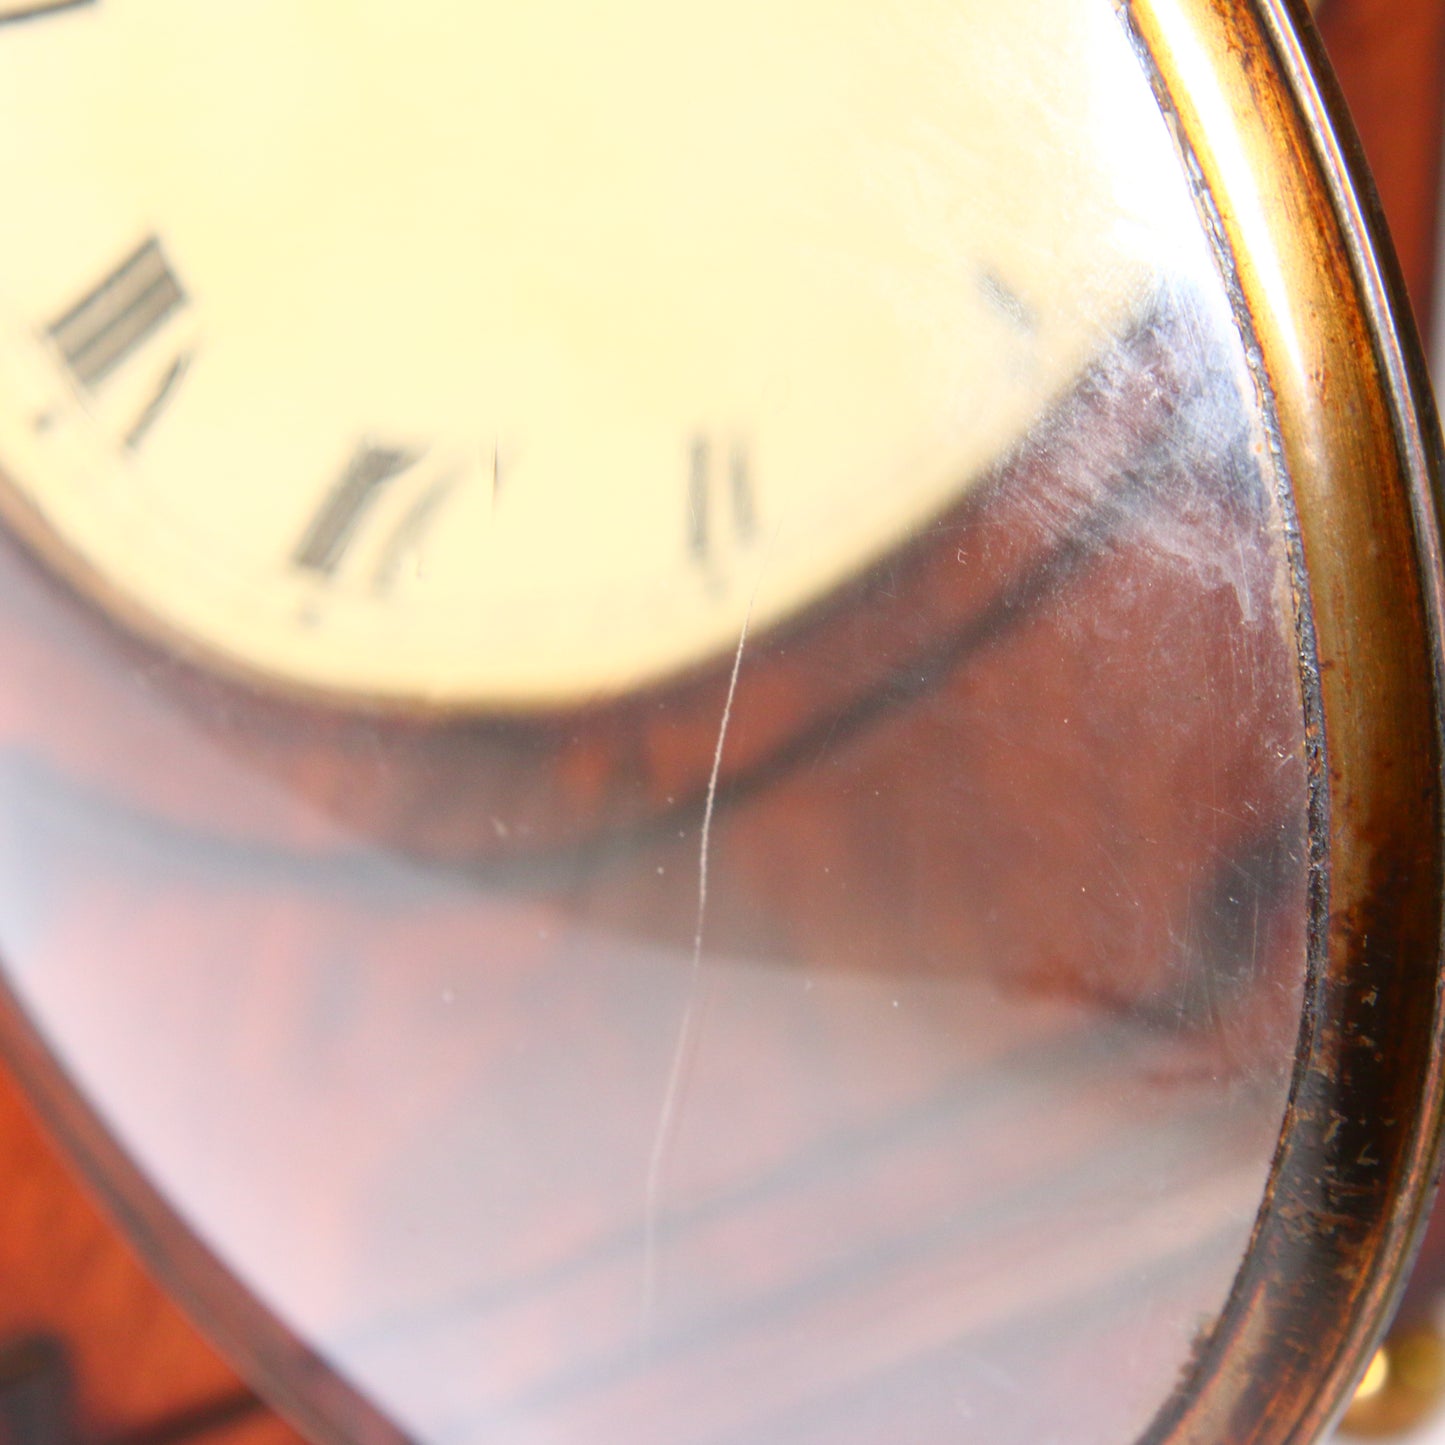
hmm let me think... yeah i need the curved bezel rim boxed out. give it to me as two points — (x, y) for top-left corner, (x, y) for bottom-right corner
(1125, 0), (1445, 1438)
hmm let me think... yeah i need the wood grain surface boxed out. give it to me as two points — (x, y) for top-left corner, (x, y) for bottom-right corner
(0, 282), (1311, 1445)
(1316, 0), (1445, 330)
(0, 1054), (304, 1444)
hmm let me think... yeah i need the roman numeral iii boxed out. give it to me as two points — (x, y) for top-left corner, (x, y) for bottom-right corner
(47, 236), (193, 447)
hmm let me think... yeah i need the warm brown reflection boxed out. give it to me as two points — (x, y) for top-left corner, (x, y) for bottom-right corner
(0, 1), (1338, 1441)
(0, 272), (1311, 1443)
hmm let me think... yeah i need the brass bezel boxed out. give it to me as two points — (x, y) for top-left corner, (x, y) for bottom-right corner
(1127, 0), (1445, 1438)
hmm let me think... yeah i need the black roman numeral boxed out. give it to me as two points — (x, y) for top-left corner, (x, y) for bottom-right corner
(688, 433), (756, 573)
(46, 237), (192, 448)
(49, 237), (186, 392)
(294, 442), (421, 577)
(0, 0), (94, 25)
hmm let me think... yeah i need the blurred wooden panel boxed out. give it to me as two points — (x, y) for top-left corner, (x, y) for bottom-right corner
(1316, 0), (1445, 328)
(0, 1054), (306, 1443)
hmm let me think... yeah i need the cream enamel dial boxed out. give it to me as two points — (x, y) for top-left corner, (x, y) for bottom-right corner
(0, 0), (1176, 707)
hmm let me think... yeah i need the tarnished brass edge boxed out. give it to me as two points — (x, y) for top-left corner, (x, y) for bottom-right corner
(1261, 3), (1445, 1420)
(1126, 0), (1445, 1442)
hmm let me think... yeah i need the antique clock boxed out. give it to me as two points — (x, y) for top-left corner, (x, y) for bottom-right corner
(0, 0), (1440, 1442)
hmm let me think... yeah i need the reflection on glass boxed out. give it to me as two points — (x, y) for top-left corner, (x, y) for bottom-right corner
(0, 1), (1310, 1442)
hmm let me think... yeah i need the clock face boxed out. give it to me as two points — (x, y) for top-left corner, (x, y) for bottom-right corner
(0, 0), (1174, 707)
